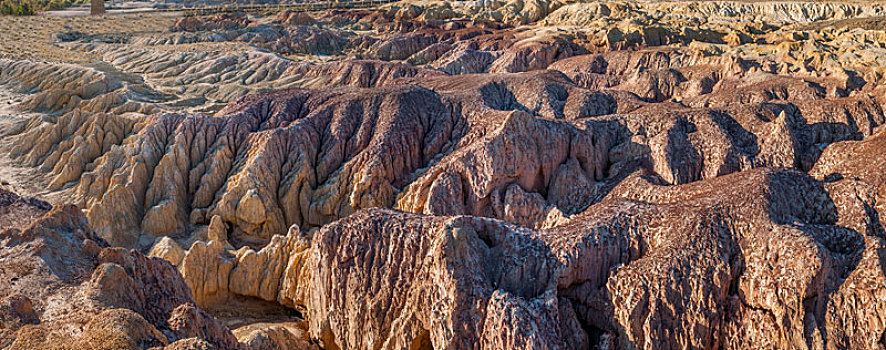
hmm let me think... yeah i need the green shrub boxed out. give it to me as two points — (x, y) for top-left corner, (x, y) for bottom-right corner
(0, 0), (88, 15)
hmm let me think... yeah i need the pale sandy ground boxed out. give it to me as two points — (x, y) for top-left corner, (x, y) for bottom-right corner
(0, 149), (50, 199)
(0, 88), (53, 199)
(41, 1), (174, 17)
(0, 11), (178, 63)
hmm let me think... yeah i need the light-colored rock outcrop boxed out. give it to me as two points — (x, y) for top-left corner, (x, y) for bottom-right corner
(234, 322), (317, 350)
(384, 0), (567, 25)
(172, 225), (310, 310)
(0, 59), (159, 115)
(150, 236), (187, 266)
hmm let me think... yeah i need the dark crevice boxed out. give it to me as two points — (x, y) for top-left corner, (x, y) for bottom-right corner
(409, 329), (433, 350)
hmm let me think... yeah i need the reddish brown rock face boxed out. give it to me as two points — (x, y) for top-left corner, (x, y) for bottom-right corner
(3, 1), (886, 349)
(280, 168), (869, 349)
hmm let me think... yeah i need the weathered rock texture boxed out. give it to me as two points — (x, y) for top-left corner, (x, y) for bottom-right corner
(2, 1), (886, 349)
(0, 188), (239, 349)
(11, 61), (882, 251)
(7, 0), (886, 249)
(164, 167), (885, 349)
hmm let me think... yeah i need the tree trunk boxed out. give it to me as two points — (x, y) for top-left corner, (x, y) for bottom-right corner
(90, 0), (105, 15)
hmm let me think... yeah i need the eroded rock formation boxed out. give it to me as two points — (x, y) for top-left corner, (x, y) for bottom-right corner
(2, 1), (886, 349)
(160, 167), (886, 349)
(0, 188), (238, 349)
